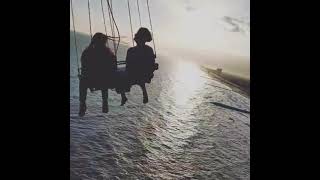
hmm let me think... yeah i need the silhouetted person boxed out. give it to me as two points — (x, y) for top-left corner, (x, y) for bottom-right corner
(121, 27), (158, 105)
(79, 33), (117, 117)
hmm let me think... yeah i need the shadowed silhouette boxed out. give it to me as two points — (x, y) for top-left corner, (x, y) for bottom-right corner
(117, 27), (158, 105)
(78, 32), (118, 116)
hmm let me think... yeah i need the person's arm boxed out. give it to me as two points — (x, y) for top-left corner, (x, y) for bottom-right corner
(150, 48), (155, 64)
(148, 48), (156, 71)
(80, 49), (89, 78)
(107, 47), (117, 71)
(125, 48), (132, 71)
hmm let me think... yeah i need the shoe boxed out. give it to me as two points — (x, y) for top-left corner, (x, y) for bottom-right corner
(79, 102), (87, 117)
(143, 96), (148, 104)
(102, 101), (109, 113)
(121, 97), (128, 106)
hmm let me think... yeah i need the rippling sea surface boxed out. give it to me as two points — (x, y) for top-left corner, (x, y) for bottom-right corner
(70, 33), (250, 180)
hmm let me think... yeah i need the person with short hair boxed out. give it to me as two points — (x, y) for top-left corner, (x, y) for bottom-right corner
(120, 27), (158, 105)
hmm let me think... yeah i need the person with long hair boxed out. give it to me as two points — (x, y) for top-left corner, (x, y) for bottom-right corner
(78, 33), (117, 116)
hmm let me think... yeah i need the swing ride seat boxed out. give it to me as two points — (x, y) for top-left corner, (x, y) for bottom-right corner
(88, 61), (158, 93)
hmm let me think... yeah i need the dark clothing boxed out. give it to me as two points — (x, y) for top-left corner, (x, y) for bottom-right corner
(79, 79), (108, 103)
(80, 45), (117, 90)
(126, 45), (156, 85)
(115, 67), (131, 94)
(79, 45), (116, 104)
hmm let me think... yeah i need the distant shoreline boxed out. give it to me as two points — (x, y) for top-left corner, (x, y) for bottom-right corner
(200, 66), (250, 98)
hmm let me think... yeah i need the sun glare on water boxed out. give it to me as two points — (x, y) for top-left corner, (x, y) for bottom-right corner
(171, 61), (206, 107)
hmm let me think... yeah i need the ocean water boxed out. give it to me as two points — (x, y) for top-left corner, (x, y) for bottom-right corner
(70, 32), (250, 180)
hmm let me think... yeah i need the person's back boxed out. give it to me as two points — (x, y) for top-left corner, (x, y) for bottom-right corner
(126, 44), (155, 84)
(82, 45), (116, 89)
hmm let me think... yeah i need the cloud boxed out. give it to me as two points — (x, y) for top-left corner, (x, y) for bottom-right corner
(222, 16), (250, 35)
(182, 0), (197, 12)
(185, 6), (196, 11)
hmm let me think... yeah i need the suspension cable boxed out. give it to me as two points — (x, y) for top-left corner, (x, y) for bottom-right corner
(127, 0), (135, 46)
(70, 0), (80, 76)
(87, 0), (93, 38)
(136, 0), (142, 27)
(107, 0), (116, 54)
(110, 0), (116, 51)
(146, 0), (156, 57)
(106, 0), (121, 57)
(100, 0), (109, 47)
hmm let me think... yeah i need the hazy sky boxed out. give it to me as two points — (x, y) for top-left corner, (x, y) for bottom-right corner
(70, 0), (250, 60)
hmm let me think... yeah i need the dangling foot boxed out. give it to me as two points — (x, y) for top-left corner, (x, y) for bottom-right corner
(102, 101), (109, 113)
(143, 96), (148, 104)
(121, 97), (128, 106)
(79, 102), (87, 117)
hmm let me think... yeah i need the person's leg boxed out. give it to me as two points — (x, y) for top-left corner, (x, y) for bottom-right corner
(102, 89), (108, 113)
(119, 71), (129, 106)
(139, 83), (148, 104)
(79, 79), (87, 116)
(120, 92), (128, 106)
